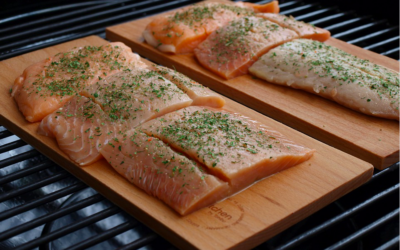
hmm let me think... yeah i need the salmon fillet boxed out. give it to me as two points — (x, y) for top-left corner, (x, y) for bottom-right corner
(249, 39), (400, 120)
(194, 16), (298, 79)
(257, 13), (330, 42)
(149, 65), (226, 108)
(143, 1), (279, 54)
(284, 39), (398, 85)
(100, 129), (229, 215)
(81, 68), (193, 128)
(140, 106), (315, 192)
(38, 96), (122, 165)
(12, 42), (145, 122)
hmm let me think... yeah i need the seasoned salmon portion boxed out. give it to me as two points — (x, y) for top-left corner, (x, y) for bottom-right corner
(140, 106), (315, 191)
(38, 96), (122, 166)
(194, 16), (298, 79)
(258, 13), (330, 42)
(143, 1), (279, 54)
(81, 68), (192, 128)
(285, 39), (398, 85)
(249, 39), (400, 120)
(100, 129), (229, 215)
(149, 65), (226, 108)
(12, 42), (145, 122)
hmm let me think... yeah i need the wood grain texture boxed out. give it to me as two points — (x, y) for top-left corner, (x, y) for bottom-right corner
(105, 11), (399, 170)
(0, 36), (373, 250)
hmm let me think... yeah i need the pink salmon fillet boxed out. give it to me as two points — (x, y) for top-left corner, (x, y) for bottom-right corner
(140, 106), (315, 192)
(100, 129), (229, 215)
(38, 96), (122, 165)
(12, 42), (145, 122)
(149, 65), (226, 108)
(257, 13), (330, 42)
(194, 16), (298, 79)
(143, 1), (279, 54)
(81, 68), (193, 128)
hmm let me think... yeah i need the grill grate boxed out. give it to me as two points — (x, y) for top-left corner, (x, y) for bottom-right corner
(0, 0), (399, 249)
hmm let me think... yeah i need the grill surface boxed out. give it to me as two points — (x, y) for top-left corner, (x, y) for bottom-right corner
(0, 0), (399, 249)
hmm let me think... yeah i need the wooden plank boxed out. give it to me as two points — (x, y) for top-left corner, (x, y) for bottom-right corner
(0, 36), (373, 250)
(105, 11), (399, 170)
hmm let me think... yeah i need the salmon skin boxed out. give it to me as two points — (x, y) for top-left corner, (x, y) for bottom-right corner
(12, 42), (145, 122)
(194, 16), (298, 79)
(143, 1), (279, 54)
(257, 13), (330, 42)
(82, 68), (193, 128)
(149, 64), (226, 108)
(140, 106), (315, 192)
(38, 96), (122, 165)
(100, 129), (229, 215)
(249, 39), (400, 120)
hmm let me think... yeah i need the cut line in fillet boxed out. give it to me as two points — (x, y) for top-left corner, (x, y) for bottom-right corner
(148, 64), (226, 108)
(194, 16), (298, 79)
(12, 42), (146, 122)
(143, 1), (280, 54)
(140, 106), (315, 192)
(100, 129), (230, 215)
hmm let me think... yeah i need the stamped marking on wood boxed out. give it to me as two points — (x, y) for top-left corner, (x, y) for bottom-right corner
(186, 199), (244, 230)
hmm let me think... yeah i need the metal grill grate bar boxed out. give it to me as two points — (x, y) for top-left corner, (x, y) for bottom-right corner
(325, 208), (400, 250)
(381, 47), (399, 57)
(0, 140), (27, 154)
(68, 220), (139, 250)
(0, 171), (69, 202)
(347, 28), (398, 45)
(293, 8), (335, 21)
(0, 0), (133, 34)
(0, 149), (40, 168)
(375, 236), (400, 250)
(280, 4), (317, 15)
(323, 17), (366, 31)
(309, 12), (352, 26)
(276, 1), (298, 9)
(0, 182), (87, 221)
(0, 130), (13, 139)
(274, 183), (399, 250)
(333, 20), (387, 38)
(0, 160), (53, 185)
(16, 204), (119, 250)
(116, 233), (159, 250)
(0, 0), (196, 52)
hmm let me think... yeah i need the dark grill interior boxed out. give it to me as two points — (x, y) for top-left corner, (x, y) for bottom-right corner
(0, 1), (399, 249)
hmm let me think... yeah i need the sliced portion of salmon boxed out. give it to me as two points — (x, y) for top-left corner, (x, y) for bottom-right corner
(100, 129), (229, 215)
(249, 39), (400, 120)
(143, 1), (280, 54)
(194, 16), (298, 79)
(140, 106), (315, 192)
(149, 65), (225, 108)
(81, 68), (192, 128)
(257, 13), (330, 42)
(12, 42), (145, 122)
(38, 96), (122, 165)
(285, 39), (398, 85)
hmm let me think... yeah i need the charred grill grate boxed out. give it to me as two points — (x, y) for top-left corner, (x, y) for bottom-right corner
(0, 0), (399, 249)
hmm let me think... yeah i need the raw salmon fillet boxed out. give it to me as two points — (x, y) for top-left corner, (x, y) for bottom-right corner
(140, 106), (315, 192)
(38, 96), (122, 165)
(258, 13), (330, 42)
(100, 129), (229, 215)
(12, 42), (145, 122)
(149, 65), (226, 108)
(249, 39), (400, 120)
(143, 1), (279, 54)
(81, 68), (193, 127)
(194, 16), (298, 79)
